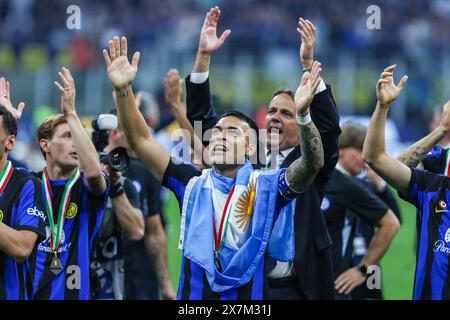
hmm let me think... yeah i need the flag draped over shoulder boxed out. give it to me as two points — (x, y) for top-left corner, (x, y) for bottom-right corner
(179, 160), (296, 292)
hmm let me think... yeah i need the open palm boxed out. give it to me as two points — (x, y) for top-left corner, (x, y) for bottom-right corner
(0, 78), (25, 120)
(103, 36), (140, 89)
(198, 7), (231, 54)
(376, 65), (408, 106)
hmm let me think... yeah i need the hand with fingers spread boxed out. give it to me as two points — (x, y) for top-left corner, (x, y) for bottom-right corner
(376, 64), (408, 108)
(297, 18), (316, 70)
(198, 6), (231, 55)
(164, 69), (185, 114)
(54, 67), (76, 116)
(294, 61), (322, 116)
(103, 36), (141, 89)
(0, 77), (25, 120)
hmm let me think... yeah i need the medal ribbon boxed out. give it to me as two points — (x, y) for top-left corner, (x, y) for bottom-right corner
(0, 160), (13, 195)
(42, 167), (80, 253)
(213, 185), (236, 255)
(445, 149), (450, 177)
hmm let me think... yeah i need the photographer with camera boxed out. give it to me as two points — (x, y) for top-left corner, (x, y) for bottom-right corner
(90, 114), (145, 300)
(94, 111), (175, 300)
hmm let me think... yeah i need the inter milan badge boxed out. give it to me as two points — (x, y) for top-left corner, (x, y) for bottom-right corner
(49, 255), (63, 275)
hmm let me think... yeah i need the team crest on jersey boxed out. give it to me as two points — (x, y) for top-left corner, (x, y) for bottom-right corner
(65, 202), (78, 219)
(0, 209), (3, 222)
(435, 200), (449, 213)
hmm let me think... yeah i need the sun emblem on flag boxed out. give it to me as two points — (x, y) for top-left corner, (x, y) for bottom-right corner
(235, 178), (257, 232)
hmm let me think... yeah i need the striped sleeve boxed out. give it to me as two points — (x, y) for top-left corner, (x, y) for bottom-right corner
(15, 178), (46, 242)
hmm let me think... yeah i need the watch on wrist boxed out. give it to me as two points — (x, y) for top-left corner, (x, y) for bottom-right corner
(357, 264), (368, 277)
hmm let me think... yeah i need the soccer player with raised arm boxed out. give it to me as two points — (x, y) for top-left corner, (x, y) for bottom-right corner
(0, 79), (46, 299)
(363, 65), (450, 300)
(2, 68), (109, 300)
(103, 36), (324, 299)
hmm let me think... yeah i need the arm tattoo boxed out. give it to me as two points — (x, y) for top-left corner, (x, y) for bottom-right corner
(286, 122), (324, 192)
(397, 146), (427, 167)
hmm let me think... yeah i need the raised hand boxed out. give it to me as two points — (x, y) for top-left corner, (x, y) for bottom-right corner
(164, 69), (185, 113)
(297, 18), (316, 70)
(198, 6), (231, 55)
(438, 99), (450, 134)
(376, 65), (408, 107)
(0, 77), (25, 120)
(54, 67), (76, 115)
(294, 61), (322, 116)
(103, 36), (140, 89)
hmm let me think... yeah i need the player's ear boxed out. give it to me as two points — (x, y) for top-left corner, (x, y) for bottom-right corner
(39, 138), (50, 155)
(5, 135), (15, 152)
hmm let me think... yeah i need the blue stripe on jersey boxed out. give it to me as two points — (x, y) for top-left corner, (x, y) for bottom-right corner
(15, 180), (42, 231)
(177, 257), (186, 300)
(5, 256), (18, 299)
(414, 191), (433, 299)
(431, 198), (450, 299)
(251, 257), (264, 300)
(167, 176), (187, 204)
(220, 288), (237, 300)
(189, 261), (204, 300)
(50, 247), (72, 300)
(78, 198), (90, 300)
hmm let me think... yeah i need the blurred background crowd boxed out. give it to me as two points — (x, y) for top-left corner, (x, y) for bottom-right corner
(0, 0), (449, 170)
(0, 0), (445, 299)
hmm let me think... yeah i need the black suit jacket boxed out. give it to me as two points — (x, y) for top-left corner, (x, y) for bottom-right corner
(185, 75), (341, 299)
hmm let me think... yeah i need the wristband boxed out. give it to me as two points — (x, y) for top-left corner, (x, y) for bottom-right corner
(302, 67), (312, 73)
(109, 182), (125, 199)
(296, 112), (312, 125)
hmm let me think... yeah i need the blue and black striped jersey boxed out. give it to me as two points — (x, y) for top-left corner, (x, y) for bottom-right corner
(422, 146), (449, 175)
(30, 172), (108, 300)
(401, 168), (450, 300)
(0, 168), (46, 300)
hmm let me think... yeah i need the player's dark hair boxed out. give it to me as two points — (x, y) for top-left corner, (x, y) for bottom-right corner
(271, 88), (295, 101)
(0, 105), (17, 136)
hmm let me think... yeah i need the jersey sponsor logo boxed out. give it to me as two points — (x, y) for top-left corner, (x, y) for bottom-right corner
(45, 225), (66, 244)
(38, 226), (71, 253)
(445, 228), (450, 243)
(435, 200), (449, 213)
(0, 209), (3, 222)
(65, 202), (78, 219)
(27, 206), (46, 221)
(321, 197), (331, 212)
(433, 240), (450, 255)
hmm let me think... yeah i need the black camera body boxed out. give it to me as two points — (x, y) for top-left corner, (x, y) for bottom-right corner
(99, 147), (130, 172)
(92, 114), (130, 172)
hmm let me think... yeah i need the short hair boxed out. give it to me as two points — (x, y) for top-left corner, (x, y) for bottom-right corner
(271, 88), (295, 101)
(218, 109), (259, 141)
(0, 105), (17, 136)
(338, 122), (367, 151)
(37, 114), (67, 157)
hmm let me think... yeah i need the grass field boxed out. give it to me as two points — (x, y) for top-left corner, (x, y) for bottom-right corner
(163, 189), (418, 300)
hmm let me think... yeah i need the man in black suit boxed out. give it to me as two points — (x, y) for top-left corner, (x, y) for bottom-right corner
(184, 7), (341, 299)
